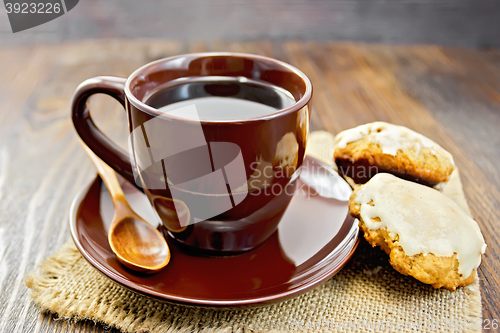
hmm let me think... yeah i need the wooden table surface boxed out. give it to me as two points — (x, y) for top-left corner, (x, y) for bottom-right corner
(0, 40), (498, 332)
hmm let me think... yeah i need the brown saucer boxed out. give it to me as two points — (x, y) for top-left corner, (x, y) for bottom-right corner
(70, 158), (359, 308)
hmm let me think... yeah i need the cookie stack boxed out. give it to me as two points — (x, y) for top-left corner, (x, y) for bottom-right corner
(311, 122), (486, 290)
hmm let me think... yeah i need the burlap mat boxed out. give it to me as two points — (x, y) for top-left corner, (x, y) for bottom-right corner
(25, 132), (482, 333)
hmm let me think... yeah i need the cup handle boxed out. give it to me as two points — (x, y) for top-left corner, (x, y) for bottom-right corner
(71, 76), (137, 188)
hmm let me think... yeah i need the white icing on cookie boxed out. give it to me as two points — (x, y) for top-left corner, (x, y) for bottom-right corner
(334, 122), (455, 165)
(355, 173), (485, 277)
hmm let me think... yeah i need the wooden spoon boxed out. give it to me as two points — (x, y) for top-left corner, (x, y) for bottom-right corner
(83, 145), (170, 273)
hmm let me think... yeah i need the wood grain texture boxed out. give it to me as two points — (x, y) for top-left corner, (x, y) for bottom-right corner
(1, 0), (500, 48)
(0, 40), (498, 332)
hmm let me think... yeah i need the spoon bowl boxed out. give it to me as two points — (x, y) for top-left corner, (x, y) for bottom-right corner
(109, 215), (171, 272)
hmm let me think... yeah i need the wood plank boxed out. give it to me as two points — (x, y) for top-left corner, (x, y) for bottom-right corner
(0, 40), (498, 332)
(2, 0), (500, 48)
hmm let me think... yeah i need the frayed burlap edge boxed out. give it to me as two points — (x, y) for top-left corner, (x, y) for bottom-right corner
(25, 240), (483, 333)
(25, 136), (483, 333)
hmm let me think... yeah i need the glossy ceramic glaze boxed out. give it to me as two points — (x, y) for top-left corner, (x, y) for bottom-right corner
(72, 53), (313, 253)
(70, 157), (359, 308)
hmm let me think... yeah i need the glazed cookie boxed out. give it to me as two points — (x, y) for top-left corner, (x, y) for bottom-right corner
(349, 173), (486, 291)
(333, 122), (455, 188)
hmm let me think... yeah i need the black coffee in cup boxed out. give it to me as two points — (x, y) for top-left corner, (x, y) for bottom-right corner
(145, 76), (295, 120)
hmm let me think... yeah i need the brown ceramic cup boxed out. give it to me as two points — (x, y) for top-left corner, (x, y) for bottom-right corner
(72, 53), (312, 254)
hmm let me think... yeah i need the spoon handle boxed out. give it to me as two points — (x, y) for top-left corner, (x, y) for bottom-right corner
(82, 144), (127, 203)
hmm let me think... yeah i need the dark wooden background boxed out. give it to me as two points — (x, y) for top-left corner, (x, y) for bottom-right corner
(1, 0), (500, 47)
